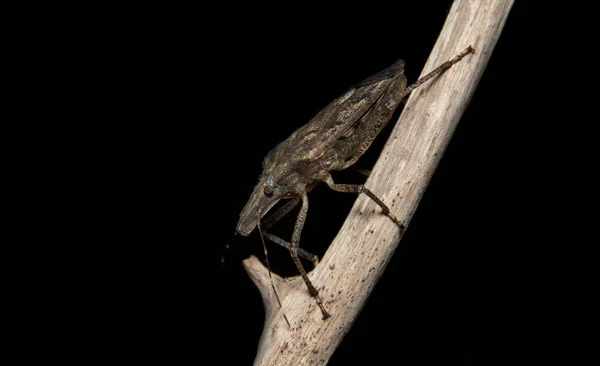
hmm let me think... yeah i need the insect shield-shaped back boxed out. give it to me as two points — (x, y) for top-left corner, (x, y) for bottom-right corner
(237, 59), (407, 237)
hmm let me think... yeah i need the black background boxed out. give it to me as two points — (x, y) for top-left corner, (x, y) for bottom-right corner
(55, 1), (540, 364)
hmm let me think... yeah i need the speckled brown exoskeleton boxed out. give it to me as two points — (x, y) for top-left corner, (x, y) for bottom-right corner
(237, 46), (474, 319)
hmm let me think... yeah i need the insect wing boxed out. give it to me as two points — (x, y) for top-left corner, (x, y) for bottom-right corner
(279, 60), (406, 165)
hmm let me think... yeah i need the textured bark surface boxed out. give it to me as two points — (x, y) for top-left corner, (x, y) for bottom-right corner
(244, 0), (514, 364)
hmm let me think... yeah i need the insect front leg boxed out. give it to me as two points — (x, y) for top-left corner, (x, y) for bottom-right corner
(262, 197), (301, 230)
(261, 197), (320, 265)
(290, 192), (330, 319)
(323, 174), (406, 231)
(263, 233), (320, 267)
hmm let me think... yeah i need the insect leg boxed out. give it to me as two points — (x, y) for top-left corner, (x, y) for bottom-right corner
(261, 197), (319, 265)
(324, 175), (406, 231)
(395, 45), (475, 102)
(289, 192), (330, 319)
(263, 233), (320, 267)
(262, 197), (300, 230)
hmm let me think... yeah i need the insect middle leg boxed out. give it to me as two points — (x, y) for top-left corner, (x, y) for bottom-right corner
(323, 175), (406, 231)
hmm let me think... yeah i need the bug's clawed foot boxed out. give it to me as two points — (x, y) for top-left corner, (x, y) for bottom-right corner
(387, 213), (406, 232)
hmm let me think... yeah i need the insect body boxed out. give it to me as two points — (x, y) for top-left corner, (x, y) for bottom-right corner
(237, 46), (474, 319)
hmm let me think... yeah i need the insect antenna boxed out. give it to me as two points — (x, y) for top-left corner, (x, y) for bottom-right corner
(257, 219), (291, 328)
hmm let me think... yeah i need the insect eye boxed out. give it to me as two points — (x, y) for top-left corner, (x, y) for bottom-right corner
(263, 186), (273, 197)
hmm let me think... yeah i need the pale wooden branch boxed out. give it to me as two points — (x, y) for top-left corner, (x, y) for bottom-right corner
(244, 0), (514, 364)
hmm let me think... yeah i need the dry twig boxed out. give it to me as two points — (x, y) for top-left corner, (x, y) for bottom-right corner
(244, 0), (514, 364)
